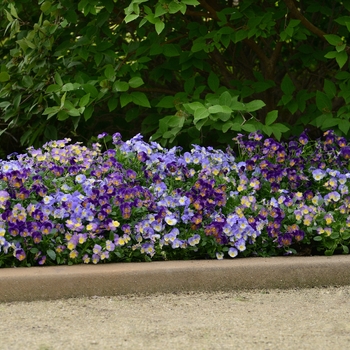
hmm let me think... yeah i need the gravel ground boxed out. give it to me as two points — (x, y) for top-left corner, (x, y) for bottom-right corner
(1, 286), (350, 350)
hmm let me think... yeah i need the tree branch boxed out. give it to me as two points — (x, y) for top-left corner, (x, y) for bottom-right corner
(283, 0), (326, 40)
(197, 0), (219, 20)
(131, 87), (177, 95)
(185, 9), (211, 18)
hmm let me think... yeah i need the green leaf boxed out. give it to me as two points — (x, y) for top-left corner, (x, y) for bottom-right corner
(47, 249), (56, 261)
(43, 106), (60, 116)
(342, 245), (349, 254)
(336, 43), (346, 53)
(54, 72), (63, 86)
(335, 51), (348, 69)
(0, 102), (11, 109)
(0, 72), (10, 82)
(9, 4), (19, 19)
(342, 231), (350, 240)
(84, 105), (94, 121)
(131, 92), (151, 107)
(13, 94), (21, 109)
(46, 84), (61, 93)
(168, 1), (183, 14)
(185, 102), (205, 112)
(163, 44), (180, 57)
(230, 99), (246, 111)
(62, 83), (75, 91)
(222, 121), (234, 133)
(241, 123), (257, 133)
(4, 9), (13, 23)
(191, 40), (206, 53)
(219, 91), (233, 106)
(208, 71), (220, 92)
(108, 98), (118, 112)
(129, 77), (144, 88)
(273, 123), (290, 133)
(94, 53), (103, 66)
(324, 51), (338, 59)
(113, 81), (129, 92)
(313, 236), (322, 241)
(182, 0), (199, 5)
(324, 79), (336, 98)
(262, 124), (273, 136)
(104, 64), (115, 80)
(194, 107), (209, 121)
(155, 21), (165, 34)
(324, 34), (343, 46)
(245, 100), (266, 112)
(155, 4), (168, 17)
(167, 115), (185, 127)
(184, 77), (195, 93)
(82, 84), (98, 98)
(120, 93), (132, 107)
(281, 74), (295, 95)
(194, 118), (207, 131)
(233, 30), (248, 43)
(22, 76), (33, 88)
(265, 110), (278, 126)
(156, 96), (175, 108)
(79, 93), (90, 107)
(125, 14), (139, 23)
(208, 105), (224, 114)
(338, 119), (350, 135)
(44, 124), (57, 140)
(57, 110), (69, 121)
(316, 91), (332, 112)
(321, 117), (341, 129)
(271, 128), (282, 141)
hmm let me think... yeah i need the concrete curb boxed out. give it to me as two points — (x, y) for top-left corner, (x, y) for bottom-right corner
(1, 255), (350, 302)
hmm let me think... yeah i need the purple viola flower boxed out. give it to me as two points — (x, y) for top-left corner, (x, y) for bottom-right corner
(14, 247), (26, 261)
(141, 243), (155, 256)
(126, 169), (137, 180)
(38, 255), (47, 265)
(298, 131), (308, 145)
(228, 247), (238, 258)
(340, 146), (350, 160)
(120, 202), (132, 219)
(112, 132), (122, 145)
(41, 222), (53, 235)
(324, 191), (341, 203)
(188, 234), (201, 246)
(75, 174), (86, 184)
(92, 254), (100, 264)
(216, 252), (224, 260)
(164, 215), (177, 226)
(234, 238), (246, 252)
(105, 240), (116, 251)
(294, 230), (305, 242)
(278, 233), (293, 246)
(97, 132), (108, 139)
(0, 190), (10, 206)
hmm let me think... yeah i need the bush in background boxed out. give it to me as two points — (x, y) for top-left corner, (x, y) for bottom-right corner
(0, 0), (350, 154)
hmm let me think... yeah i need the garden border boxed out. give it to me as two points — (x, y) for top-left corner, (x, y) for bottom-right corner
(1, 255), (350, 302)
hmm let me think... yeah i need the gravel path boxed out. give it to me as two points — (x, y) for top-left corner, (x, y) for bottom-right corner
(1, 286), (350, 349)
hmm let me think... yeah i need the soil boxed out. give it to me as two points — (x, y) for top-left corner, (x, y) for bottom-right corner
(1, 286), (350, 349)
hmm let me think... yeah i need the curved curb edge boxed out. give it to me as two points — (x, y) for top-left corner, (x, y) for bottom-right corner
(1, 255), (350, 302)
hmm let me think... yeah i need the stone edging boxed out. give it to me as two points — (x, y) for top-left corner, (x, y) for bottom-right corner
(1, 255), (350, 302)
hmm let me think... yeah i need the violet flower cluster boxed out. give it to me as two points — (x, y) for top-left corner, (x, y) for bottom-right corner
(0, 130), (350, 267)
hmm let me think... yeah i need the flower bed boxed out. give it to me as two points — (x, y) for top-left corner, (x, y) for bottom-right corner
(0, 130), (350, 267)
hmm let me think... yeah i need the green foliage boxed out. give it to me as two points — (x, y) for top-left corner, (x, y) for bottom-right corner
(1, 0), (350, 151)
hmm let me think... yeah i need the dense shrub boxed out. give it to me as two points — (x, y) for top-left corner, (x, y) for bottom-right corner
(1, 0), (350, 154)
